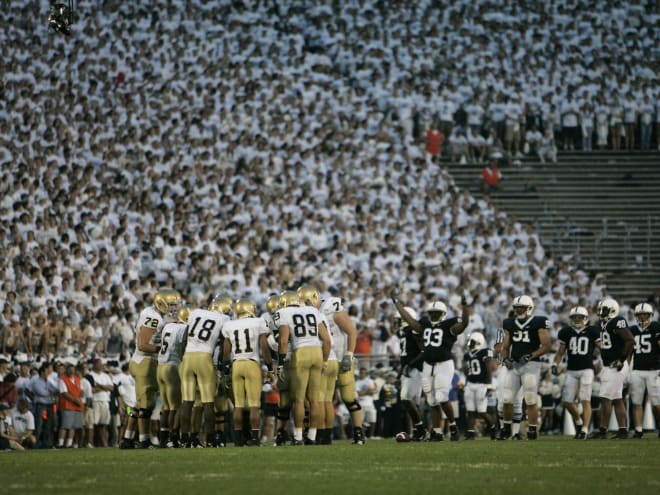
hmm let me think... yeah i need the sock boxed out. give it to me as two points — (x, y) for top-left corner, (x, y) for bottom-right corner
(294, 427), (303, 441)
(635, 426), (642, 432)
(124, 429), (135, 440)
(58, 438), (64, 447)
(66, 438), (73, 447)
(139, 434), (149, 442)
(575, 419), (583, 426)
(307, 428), (317, 441)
(433, 427), (443, 434)
(512, 422), (520, 435)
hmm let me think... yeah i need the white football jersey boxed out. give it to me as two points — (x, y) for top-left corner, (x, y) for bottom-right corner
(184, 308), (230, 354)
(275, 305), (328, 350)
(158, 322), (187, 365)
(132, 306), (166, 363)
(222, 317), (270, 362)
(321, 297), (346, 360)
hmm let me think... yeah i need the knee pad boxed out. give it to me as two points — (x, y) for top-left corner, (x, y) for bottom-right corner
(421, 376), (432, 395)
(276, 406), (291, 422)
(345, 400), (361, 413)
(522, 374), (538, 405)
(502, 389), (514, 404)
(138, 408), (153, 419)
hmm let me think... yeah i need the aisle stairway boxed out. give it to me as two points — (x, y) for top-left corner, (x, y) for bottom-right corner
(447, 151), (660, 304)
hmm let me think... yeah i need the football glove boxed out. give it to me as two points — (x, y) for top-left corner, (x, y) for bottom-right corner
(610, 359), (624, 371)
(518, 354), (532, 365)
(503, 358), (514, 370)
(340, 352), (353, 372)
(277, 365), (286, 382)
(551, 364), (558, 376)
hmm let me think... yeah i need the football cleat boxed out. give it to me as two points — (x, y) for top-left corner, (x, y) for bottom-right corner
(303, 437), (316, 446)
(291, 439), (305, 446)
(213, 433), (227, 447)
(527, 430), (538, 440)
(119, 439), (135, 449)
(489, 426), (499, 440)
(353, 427), (365, 445)
(632, 431), (643, 439)
(512, 433), (522, 440)
(574, 431), (587, 440)
(412, 426), (427, 442)
(429, 431), (444, 442)
(464, 430), (476, 440)
(275, 429), (289, 447)
(450, 426), (460, 442)
(616, 429), (628, 440)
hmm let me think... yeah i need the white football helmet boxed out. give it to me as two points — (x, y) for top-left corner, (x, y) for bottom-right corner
(467, 332), (486, 351)
(634, 302), (653, 326)
(598, 298), (619, 322)
(512, 295), (534, 321)
(568, 306), (589, 330)
(426, 301), (447, 324)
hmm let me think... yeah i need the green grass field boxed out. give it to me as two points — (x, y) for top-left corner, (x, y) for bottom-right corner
(1, 437), (659, 495)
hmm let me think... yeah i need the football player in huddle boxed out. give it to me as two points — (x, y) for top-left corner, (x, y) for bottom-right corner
(123, 288), (181, 449)
(595, 298), (634, 439)
(156, 305), (190, 448)
(319, 288), (366, 445)
(628, 303), (660, 438)
(179, 295), (232, 447)
(276, 290), (331, 445)
(499, 295), (551, 440)
(462, 332), (498, 440)
(395, 306), (426, 441)
(222, 299), (272, 446)
(553, 306), (601, 439)
(299, 285), (337, 445)
(392, 290), (469, 441)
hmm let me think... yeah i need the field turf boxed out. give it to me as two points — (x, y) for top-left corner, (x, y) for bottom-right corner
(1, 436), (659, 495)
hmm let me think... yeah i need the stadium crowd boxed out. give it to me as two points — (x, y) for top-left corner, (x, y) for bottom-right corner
(1, 0), (660, 448)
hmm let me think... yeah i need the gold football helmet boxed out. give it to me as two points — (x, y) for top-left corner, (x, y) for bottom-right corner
(234, 299), (256, 319)
(209, 294), (233, 315)
(279, 290), (301, 308)
(177, 306), (191, 324)
(266, 294), (280, 315)
(297, 284), (320, 307)
(153, 289), (182, 316)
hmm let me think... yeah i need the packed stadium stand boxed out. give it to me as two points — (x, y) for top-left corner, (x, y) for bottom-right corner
(1, 0), (659, 367)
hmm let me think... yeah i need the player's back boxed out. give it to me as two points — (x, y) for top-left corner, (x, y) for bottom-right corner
(185, 308), (229, 354)
(276, 305), (325, 350)
(158, 322), (186, 365)
(222, 317), (269, 362)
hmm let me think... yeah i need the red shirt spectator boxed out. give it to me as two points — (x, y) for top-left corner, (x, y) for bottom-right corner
(426, 127), (445, 156)
(481, 162), (502, 195)
(0, 373), (18, 408)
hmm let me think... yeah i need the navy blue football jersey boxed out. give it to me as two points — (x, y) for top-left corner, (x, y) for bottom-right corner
(600, 316), (629, 366)
(630, 321), (660, 370)
(419, 316), (460, 363)
(557, 325), (600, 370)
(398, 326), (423, 371)
(502, 315), (550, 361)
(463, 348), (494, 384)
